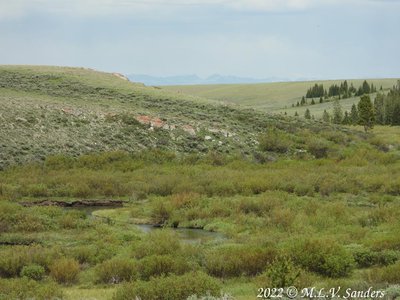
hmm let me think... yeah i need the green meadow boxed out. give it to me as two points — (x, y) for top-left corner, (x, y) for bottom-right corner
(1, 66), (400, 299)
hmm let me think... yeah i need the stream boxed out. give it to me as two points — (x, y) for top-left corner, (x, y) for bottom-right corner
(67, 206), (225, 244)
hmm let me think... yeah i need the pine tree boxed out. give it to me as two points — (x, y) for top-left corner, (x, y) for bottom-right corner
(358, 95), (375, 132)
(342, 111), (350, 125)
(332, 99), (343, 124)
(362, 80), (371, 94)
(350, 104), (359, 125)
(374, 93), (385, 125)
(304, 109), (311, 119)
(294, 111), (299, 117)
(392, 104), (400, 125)
(371, 83), (376, 93)
(311, 99), (315, 105)
(319, 97), (323, 103)
(322, 110), (330, 123)
(349, 83), (356, 96)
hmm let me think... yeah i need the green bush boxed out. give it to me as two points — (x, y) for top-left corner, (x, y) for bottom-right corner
(259, 129), (294, 153)
(49, 258), (80, 284)
(25, 183), (49, 197)
(20, 264), (45, 281)
(365, 261), (400, 284)
(138, 255), (192, 280)
(150, 198), (173, 225)
(237, 198), (265, 216)
(70, 245), (98, 265)
(95, 258), (138, 284)
(134, 230), (181, 259)
(352, 247), (376, 268)
(45, 154), (74, 170)
(113, 271), (221, 300)
(0, 245), (58, 278)
(375, 250), (399, 266)
(205, 245), (277, 278)
(291, 239), (354, 278)
(307, 138), (330, 158)
(353, 248), (399, 268)
(58, 210), (87, 229)
(264, 255), (300, 287)
(0, 278), (63, 300)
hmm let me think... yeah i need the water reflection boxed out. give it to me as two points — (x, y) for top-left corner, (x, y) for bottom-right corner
(136, 224), (226, 244)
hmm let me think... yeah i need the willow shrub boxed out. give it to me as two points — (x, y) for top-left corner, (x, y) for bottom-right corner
(95, 258), (138, 284)
(114, 271), (220, 300)
(291, 239), (354, 278)
(0, 278), (63, 299)
(205, 245), (277, 278)
(138, 254), (193, 280)
(49, 258), (80, 284)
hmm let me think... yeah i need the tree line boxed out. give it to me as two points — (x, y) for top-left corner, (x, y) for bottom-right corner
(316, 80), (400, 131)
(303, 80), (378, 101)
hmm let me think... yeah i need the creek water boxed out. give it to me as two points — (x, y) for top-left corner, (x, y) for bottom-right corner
(66, 206), (225, 244)
(135, 224), (226, 244)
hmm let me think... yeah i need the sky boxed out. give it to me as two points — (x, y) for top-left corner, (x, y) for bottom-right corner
(0, 0), (399, 80)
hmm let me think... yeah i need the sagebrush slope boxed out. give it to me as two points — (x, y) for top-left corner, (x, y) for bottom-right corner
(0, 66), (362, 168)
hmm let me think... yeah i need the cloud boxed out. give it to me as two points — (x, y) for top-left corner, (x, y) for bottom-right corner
(0, 0), (349, 20)
(0, 0), (398, 20)
(227, 0), (315, 11)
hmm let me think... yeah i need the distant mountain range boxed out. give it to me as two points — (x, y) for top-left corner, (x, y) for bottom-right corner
(127, 74), (293, 86)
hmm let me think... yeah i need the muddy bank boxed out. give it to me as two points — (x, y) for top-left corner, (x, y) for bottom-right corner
(19, 199), (124, 207)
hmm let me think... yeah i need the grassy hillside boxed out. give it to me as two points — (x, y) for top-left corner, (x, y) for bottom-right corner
(162, 79), (398, 117)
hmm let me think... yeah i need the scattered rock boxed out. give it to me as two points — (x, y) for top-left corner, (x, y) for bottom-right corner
(182, 125), (196, 136)
(136, 115), (166, 129)
(15, 117), (27, 122)
(112, 72), (129, 81)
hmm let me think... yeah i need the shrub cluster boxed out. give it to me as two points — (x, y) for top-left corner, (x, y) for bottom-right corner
(0, 245), (58, 278)
(20, 264), (45, 281)
(353, 248), (398, 268)
(291, 239), (354, 278)
(138, 254), (191, 280)
(49, 258), (80, 284)
(95, 258), (138, 284)
(0, 278), (63, 299)
(365, 261), (400, 284)
(205, 245), (277, 278)
(113, 271), (221, 300)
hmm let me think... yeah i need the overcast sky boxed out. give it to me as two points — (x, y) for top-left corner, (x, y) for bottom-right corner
(1, 0), (399, 79)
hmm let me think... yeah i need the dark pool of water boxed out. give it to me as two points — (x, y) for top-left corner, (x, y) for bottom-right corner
(65, 206), (225, 244)
(136, 224), (226, 244)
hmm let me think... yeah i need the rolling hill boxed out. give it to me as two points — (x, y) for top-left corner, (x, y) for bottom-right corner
(162, 79), (399, 117)
(0, 65), (349, 169)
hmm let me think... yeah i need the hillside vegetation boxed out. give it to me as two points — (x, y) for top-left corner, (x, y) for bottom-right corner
(1, 66), (400, 299)
(0, 66), (370, 169)
(162, 79), (398, 117)
(0, 66), (274, 168)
